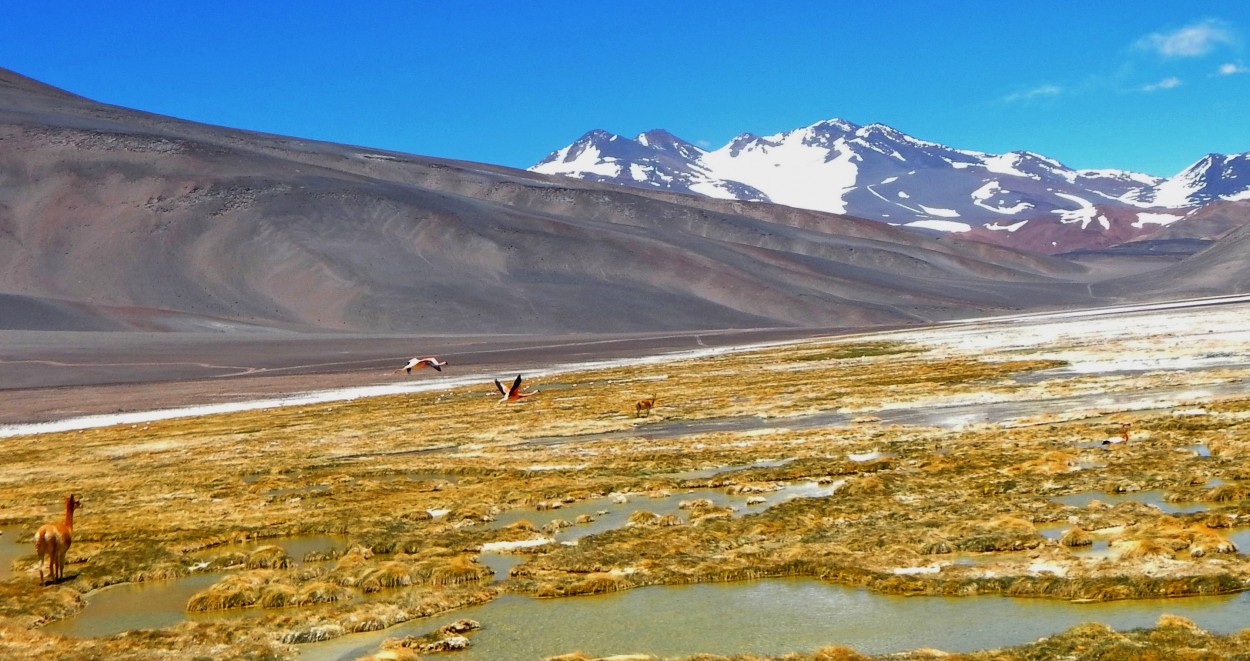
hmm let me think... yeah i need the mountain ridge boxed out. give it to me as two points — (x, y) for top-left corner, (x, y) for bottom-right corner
(0, 66), (1114, 334)
(3, 66), (1249, 334)
(530, 120), (1250, 254)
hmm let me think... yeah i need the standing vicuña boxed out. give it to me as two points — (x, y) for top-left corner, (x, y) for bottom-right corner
(35, 493), (82, 585)
(635, 394), (657, 418)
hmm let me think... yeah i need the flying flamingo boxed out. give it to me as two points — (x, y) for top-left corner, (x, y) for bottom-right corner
(394, 356), (447, 374)
(495, 374), (538, 403)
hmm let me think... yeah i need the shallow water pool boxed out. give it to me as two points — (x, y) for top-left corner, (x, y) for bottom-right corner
(1, 526), (29, 577)
(298, 578), (1250, 661)
(41, 571), (230, 637)
(1054, 489), (1208, 514)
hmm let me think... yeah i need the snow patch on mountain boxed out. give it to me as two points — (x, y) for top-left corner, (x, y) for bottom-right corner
(985, 220), (1030, 232)
(983, 153), (1040, 180)
(1149, 164), (1209, 208)
(700, 128), (859, 214)
(534, 142), (623, 178)
(971, 181), (1001, 201)
(918, 205), (959, 218)
(906, 219), (973, 232)
(971, 181), (1033, 214)
(687, 180), (742, 200)
(1053, 192), (1108, 230)
(1080, 168), (1162, 186)
(1132, 212), (1184, 228)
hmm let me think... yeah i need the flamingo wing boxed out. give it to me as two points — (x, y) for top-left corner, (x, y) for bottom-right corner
(494, 379), (508, 396)
(509, 374), (523, 397)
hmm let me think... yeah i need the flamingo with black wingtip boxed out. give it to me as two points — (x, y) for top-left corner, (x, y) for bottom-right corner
(495, 374), (538, 403)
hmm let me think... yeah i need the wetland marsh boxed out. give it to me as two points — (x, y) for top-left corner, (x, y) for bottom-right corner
(4, 303), (1250, 660)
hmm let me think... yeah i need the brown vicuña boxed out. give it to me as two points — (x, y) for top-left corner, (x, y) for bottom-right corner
(635, 394), (657, 418)
(35, 493), (81, 585)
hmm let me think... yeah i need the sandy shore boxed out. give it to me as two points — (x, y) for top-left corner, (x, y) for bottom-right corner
(7, 294), (1248, 429)
(0, 326), (848, 425)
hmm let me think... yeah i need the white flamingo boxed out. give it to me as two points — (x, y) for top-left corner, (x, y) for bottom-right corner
(395, 356), (447, 374)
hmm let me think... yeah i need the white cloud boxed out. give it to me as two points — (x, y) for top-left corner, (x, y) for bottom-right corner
(1218, 62), (1249, 75)
(1142, 77), (1183, 92)
(1136, 19), (1236, 57)
(1003, 84), (1063, 103)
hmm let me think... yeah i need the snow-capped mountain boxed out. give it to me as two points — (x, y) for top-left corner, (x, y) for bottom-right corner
(1130, 153), (1250, 207)
(530, 119), (1250, 253)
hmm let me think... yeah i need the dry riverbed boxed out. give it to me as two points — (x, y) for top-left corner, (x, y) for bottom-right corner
(3, 303), (1250, 660)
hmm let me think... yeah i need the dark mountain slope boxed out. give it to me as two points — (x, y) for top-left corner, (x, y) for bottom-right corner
(1140, 200), (1250, 243)
(1094, 221), (1250, 300)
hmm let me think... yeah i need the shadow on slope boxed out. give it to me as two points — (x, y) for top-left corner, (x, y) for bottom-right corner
(0, 66), (1135, 334)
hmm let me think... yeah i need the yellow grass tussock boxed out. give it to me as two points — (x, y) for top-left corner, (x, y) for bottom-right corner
(627, 511), (660, 526)
(295, 580), (354, 606)
(245, 545), (292, 569)
(1114, 539), (1174, 560)
(1059, 527), (1093, 547)
(1206, 483), (1250, 503)
(430, 555), (491, 586)
(359, 562), (415, 592)
(812, 645), (870, 661)
(186, 572), (269, 611)
(258, 583), (297, 608)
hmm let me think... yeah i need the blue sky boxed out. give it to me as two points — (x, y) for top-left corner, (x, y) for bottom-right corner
(3, 2), (1248, 177)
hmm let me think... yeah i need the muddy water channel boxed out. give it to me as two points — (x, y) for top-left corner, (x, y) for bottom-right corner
(299, 579), (1250, 661)
(484, 478), (836, 544)
(1053, 489), (1210, 515)
(185, 535), (354, 564)
(42, 571), (230, 637)
(1, 526), (28, 578)
(42, 535), (353, 638)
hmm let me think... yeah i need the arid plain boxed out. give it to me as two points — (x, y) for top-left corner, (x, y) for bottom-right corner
(4, 299), (1250, 660)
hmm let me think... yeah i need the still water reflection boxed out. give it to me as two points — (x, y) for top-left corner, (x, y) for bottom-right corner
(44, 535), (353, 638)
(1054, 490), (1208, 514)
(299, 578), (1250, 661)
(486, 480), (835, 543)
(189, 535), (353, 563)
(41, 571), (229, 637)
